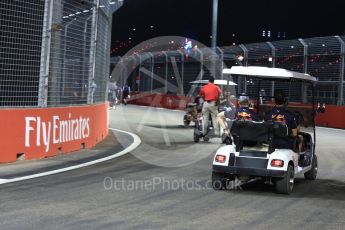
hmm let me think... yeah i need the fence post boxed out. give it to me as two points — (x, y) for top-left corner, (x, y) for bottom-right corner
(87, 0), (100, 104)
(82, 16), (92, 99)
(163, 51), (168, 94)
(61, 18), (77, 97)
(239, 44), (248, 93)
(150, 52), (154, 92)
(298, 39), (308, 73)
(135, 53), (141, 92)
(119, 59), (126, 87)
(177, 50), (185, 95)
(298, 39), (308, 103)
(335, 36), (344, 105)
(267, 42), (276, 96)
(217, 47), (224, 80)
(195, 48), (203, 79)
(38, 0), (53, 107)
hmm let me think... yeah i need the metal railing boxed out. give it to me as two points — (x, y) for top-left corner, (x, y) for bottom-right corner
(112, 35), (345, 105)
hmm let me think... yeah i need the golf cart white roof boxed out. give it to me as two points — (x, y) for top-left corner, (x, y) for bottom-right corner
(223, 66), (317, 83)
(190, 79), (237, 86)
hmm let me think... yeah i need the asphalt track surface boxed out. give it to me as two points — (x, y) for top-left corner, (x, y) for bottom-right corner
(1, 105), (345, 230)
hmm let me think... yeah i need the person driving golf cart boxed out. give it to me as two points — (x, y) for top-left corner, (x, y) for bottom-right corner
(264, 89), (303, 152)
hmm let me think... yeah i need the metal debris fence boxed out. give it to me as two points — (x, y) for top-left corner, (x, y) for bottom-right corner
(0, 0), (123, 107)
(112, 36), (345, 105)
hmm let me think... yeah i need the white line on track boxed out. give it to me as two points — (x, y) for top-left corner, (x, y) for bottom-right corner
(133, 105), (183, 112)
(0, 128), (141, 185)
(316, 126), (345, 132)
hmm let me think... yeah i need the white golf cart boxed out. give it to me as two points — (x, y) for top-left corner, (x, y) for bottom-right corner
(212, 66), (323, 194)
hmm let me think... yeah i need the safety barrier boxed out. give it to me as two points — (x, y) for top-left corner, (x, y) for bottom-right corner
(128, 93), (345, 129)
(0, 103), (109, 163)
(128, 93), (193, 110)
(315, 105), (345, 129)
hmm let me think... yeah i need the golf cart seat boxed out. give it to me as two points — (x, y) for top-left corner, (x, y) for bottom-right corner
(231, 120), (289, 153)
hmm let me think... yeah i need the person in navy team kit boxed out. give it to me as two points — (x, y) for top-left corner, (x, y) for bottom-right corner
(235, 96), (258, 121)
(264, 89), (302, 152)
(231, 95), (258, 147)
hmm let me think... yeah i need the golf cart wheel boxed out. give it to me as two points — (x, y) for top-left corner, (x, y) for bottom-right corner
(304, 155), (318, 180)
(193, 133), (200, 143)
(275, 165), (294, 194)
(224, 137), (232, 145)
(221, 133), (232, 145)
(212, 172), (226, 190)
(183, 115), (190, 127)
(203, 136), (210, 142)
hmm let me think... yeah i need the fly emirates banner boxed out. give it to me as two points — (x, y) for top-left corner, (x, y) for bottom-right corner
(0, 103), (108, 163)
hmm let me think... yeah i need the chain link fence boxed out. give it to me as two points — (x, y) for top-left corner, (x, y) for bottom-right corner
(113, 35), (345, 105)
(0, 0), (123, 108)
(0, 1), (45, 107)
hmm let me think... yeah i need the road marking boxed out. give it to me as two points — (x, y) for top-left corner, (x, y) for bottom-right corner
(132, 105), (183, 112)
(317, 126), (345, 132)
(0, 128), (141, 185)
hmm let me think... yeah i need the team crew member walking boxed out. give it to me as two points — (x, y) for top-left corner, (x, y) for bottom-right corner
(198, 77), (222, 136)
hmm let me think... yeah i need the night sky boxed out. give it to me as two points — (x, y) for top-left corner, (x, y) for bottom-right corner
(111, 0), (345, 56)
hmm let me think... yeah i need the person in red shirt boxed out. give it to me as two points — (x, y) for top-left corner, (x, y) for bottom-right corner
(198, 77), (222, 136)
